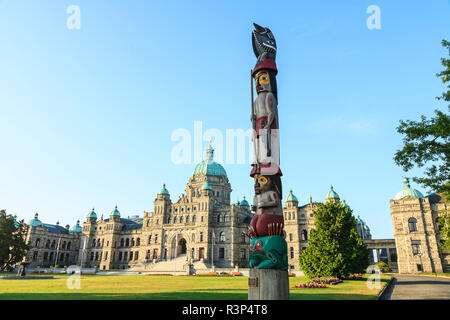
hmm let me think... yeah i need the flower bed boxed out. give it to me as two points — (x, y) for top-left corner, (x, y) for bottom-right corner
(293, 277), (343, 289)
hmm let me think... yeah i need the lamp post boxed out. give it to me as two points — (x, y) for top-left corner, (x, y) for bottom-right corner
(212, 231), (216, 272)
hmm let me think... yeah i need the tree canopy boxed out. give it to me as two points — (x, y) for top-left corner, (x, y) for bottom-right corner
(394, 40), (450, 196)
(0, 210), (29, 272)
(299, 201), (369, 279)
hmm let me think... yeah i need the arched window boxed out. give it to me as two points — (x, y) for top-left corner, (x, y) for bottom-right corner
(147, 220), (151, 227)
(35, 238), (40, 247)
(193, 215), (197, 223)
(45, 240), (50, 248)
(51, 240), (56, 248)
(217, 214), (221, 223)
(174, 216), (177, 224)
(224, 214), (229, 222)
(136, 238), (140, 246)
(167, 216), (172, 224)
(408, 218), (418, 232)
(148, 235), (152, 244)
(180, 216), (184, 223)
(131, 238), (135, 246)
(219, 232), (225, 242)
(186, 215), (190, 223)
(62, 241), (66, 249)
(67, 242), (71, 250)
(301, 230), (308, 241)
(120, 239), (124, 247)
(126, 238), (130, 247)
(90, 239), (95, 248)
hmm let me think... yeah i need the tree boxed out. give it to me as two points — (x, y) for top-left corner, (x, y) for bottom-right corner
(394, 40), (450, 250)
(394, 40), (450, 196)
(299, 201), (369, 279)
(0, 210), (29, 272)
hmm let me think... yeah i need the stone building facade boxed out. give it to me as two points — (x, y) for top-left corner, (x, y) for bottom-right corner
(79, 145), (253, 270)
(21, 213), (82, 268)
(390, 178), (450, 273)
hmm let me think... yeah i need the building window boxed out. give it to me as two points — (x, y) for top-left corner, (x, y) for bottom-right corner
(186, 215), (190, 223)
(136, 238), (140, 246)
(130, 252), (133, 260)
(217, 214), (221, 223)
(43, 252), (48, 261)
(155, 234), (158, 243)
(289, 233), (293, 241)
(412, 240), (421, 255)
(290, 247), (294, 259)
(32, 251), (38, 261)
(126, 238), (130, 247)
(167, 216), (172, 224)
(120, 239), (124, 247)
(67, 242), (71, 250)
(240, 248), (246, 259)
(201, 216), (204, 222)
(124, 252), (128, 261)
(174, 216), (177, 224)
(193, 215), (197, 223)
(119, 252), (123, 261)
(219, 232), (225, 242)
(34, 238), (40, 247)
(417, 264), (423, 271)
(408, 218), (418, 232)
(219, 248), (225, 259)
(180, 216), (184, 223)
(200, 232), (204, 242)
(148, 235), (152, 244)
(301, 230), (308, 241)
(45, 240), (50, 248)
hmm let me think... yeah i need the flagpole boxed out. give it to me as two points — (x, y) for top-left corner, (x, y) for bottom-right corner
(212, 231), (215, 271)
(174, 234), (178, 275)
(54, 237), (61, 271)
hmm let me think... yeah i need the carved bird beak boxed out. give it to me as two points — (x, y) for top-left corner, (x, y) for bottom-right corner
(253, 23), (265, 32)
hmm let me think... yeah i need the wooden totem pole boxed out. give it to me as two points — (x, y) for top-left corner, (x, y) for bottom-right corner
(248, 23), (289, 300)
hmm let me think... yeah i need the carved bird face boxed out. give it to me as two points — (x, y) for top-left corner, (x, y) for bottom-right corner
(252, 23), (277, 58)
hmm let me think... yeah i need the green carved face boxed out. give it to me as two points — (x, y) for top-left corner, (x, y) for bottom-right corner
(249, 235), (288, 270)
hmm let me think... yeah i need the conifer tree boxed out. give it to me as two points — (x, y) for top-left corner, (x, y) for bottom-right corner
(299, 201), (369, 278)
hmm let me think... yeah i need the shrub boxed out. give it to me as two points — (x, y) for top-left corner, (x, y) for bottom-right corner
(375, 261), (391, 273)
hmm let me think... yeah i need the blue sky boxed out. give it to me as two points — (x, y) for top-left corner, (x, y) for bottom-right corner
(0, 0), (449, 238)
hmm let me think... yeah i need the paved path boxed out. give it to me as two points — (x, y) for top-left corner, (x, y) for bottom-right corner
(383, 274), (450, 300)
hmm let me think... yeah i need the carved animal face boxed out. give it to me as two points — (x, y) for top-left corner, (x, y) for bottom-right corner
(252, 23), (277, 58)
(249, 235), (288, 270)
(254, 70), (272, 93)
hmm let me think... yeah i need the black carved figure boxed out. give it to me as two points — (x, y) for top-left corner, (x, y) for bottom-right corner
(252, 23), (277, 65)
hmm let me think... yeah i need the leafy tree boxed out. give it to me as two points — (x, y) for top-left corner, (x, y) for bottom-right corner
(299, 201), (369, 279)
(394, 40), (449, 196)
(0, 210), (29, 272)
(394, 40), (450, 250)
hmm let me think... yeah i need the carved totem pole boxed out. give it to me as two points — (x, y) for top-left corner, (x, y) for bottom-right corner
(248, 23), (289, 300)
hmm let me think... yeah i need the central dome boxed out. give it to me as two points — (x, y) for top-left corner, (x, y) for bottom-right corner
(191, 143), (227, 178)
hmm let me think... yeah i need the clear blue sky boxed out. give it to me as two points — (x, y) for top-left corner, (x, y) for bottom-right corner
(0, 0), (449, 238)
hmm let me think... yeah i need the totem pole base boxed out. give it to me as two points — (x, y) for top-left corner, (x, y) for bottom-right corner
(248, 269), (289, 300)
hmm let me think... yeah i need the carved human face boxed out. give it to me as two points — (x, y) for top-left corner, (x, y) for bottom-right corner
(255, 71), (271, 93)
(254, 175), (273, 194)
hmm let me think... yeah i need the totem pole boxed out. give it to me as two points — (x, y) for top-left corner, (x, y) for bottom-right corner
(248, 23), (289, 300)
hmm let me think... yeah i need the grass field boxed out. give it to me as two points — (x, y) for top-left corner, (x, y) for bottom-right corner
(0, 273), (391, 300)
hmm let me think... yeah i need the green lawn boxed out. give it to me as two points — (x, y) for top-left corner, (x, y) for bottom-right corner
(0, 273), (391, 300)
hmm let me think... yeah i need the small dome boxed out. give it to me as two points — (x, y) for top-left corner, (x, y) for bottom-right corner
(394, 178), (424, 200)
(201, 178), (212, 190)
(240, 196), (249, 206)
(111, 205), (121, 216)
(87, 208), (97, 218)
(13, 215), (19, 229)
(286, 190), (298, 202)
(159, 184), (170, 195)
(325, 185), (340, 200)
(69, 220), (82, 233)
(28, 213), (43, 227)
(191, 143), (227, 178)
(343, 200), (350, 209)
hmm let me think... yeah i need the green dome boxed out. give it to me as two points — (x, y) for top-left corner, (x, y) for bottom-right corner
(394, 178), (424, 200)
(159, 183), (169, 195)
(69, 220), (82, 233)
(28, 213), (43, 227)
(240, 196), (249, 206)
(111, 205), (121, 216)
(325, 185), (340, 200)
(87, 208), (97, 218)
(13, 215), (19, 228)
(191, 143), (227, 178)
(286, 190), (298, 202)
(201, 178), (212, 190)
